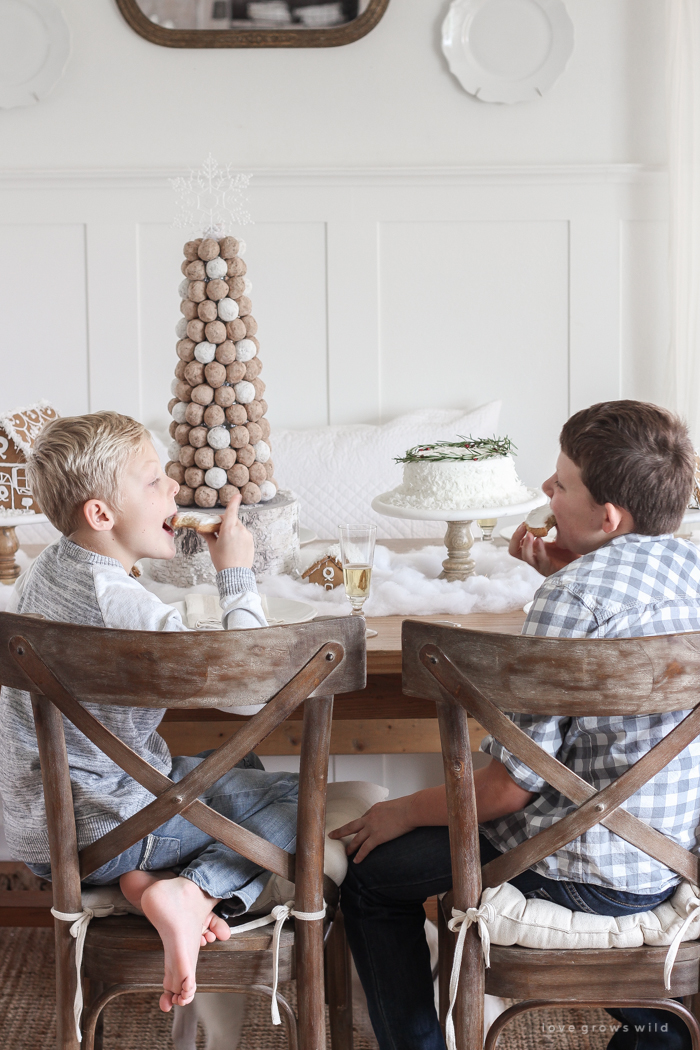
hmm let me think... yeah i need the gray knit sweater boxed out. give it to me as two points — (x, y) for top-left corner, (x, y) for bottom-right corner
(0, 537), (265, 864)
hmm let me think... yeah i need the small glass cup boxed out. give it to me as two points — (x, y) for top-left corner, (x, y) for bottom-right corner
(338, 524), (377, 638)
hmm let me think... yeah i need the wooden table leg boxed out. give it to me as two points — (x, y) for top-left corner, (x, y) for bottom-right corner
(0, 526), (20, 586)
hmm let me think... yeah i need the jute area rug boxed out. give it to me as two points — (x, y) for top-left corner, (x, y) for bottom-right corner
(0, 928), (613, 1049)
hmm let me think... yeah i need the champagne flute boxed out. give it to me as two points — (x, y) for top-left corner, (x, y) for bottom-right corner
(338, 524), (377, 638)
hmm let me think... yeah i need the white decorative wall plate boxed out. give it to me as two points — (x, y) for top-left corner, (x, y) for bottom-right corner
(442, 0), (574, 104)
(0, 0), (70, 109)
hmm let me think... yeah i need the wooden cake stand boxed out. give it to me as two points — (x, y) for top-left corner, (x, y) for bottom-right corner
(0, 512), (48, 586)
(371, 490), (547, 581)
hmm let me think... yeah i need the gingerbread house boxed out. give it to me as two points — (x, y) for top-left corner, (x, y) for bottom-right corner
(0, 401), (59, 515)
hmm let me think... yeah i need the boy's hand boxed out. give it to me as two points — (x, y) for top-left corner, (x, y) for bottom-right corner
(329, 798), (416, 864)
(509, 522), (580, 577)
(203, 493), (254, 571)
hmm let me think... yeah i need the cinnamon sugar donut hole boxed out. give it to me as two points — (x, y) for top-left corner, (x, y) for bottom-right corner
(215, 386), (236, 407)
(259, 418), (271, 441)
(259, 398), (268, 416)
(179, 445), (196, 468)
(185, 260), (206, 281)
(187, 282), (207, 304)
(218, 236), (239, 259)
(252, 378), (266, 399)
(246, 422), (263, 444)
(185, 402), (205, 426)
(226, 361), (246, 384)
(186, 319), (205, 342)
(188, 426), (209, 448)
(206, 279), (229, 302)
(175, 484), (195, 506)
(185, 467), (205, 489)
(226, 257), (246, 277)
(247, 336), (260, 351)
(197, 300), (218, 323)
(235, 295), (252, 316)
(236, 444), (256, 468)
(225, 404), (247, 425)
(243, 315), (258, 337)
(244, 357), (262, 381)
(197, 238), (220, 261)
(248, 462), (267, 486)
(174, 360), (187, 380)
(183, 239), (202, 260)
(203, 404), (225, 427)
(181, 259), (190, 276)
(246, 401), (263, 422)
(191, 384), (214, 406)
(227, 463), (249, 487)
(240, 482), (261, 505)
(195, 485), (218, 508)
(215, 340), (236, 365)
(215, 447), (237, 469)
(175, 424), (192, 446)
(205, 320), (227, 344)
(184, 361), (205, 387)
(218, 484), (239, 506)
(194, 446), (215, 470)
(168, 420), (178, 440)
(205, 361), (227, 388)
(226, 318), (247, 342)
(166, 461), (186, 484)
(229, 426), (250, 449)
(265, 460), (274, 479)
(176, 338), (196, 362)
(174, 381), (192, 403)
(227, 276), (246, 298)
(180, 299), (198, 321)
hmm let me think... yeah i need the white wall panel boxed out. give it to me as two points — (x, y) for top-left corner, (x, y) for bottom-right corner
(620, 220), (669, 407)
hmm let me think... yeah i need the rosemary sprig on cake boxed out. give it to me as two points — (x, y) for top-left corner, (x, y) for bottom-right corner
(395, 435), (515, 464)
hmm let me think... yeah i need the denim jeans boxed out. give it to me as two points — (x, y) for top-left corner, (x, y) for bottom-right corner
(29, 751), (299, 913)
(340, 827), (689, 1050)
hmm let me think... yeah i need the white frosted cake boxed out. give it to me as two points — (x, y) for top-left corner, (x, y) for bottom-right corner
(384, 437), (531, 511)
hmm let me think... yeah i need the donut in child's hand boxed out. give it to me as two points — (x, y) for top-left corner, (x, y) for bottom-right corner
(525, 504), (557, 537)
(170, 510), (222, 533)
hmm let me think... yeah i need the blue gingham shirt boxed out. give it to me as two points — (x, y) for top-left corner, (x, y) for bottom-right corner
(481, 533), (700, 893)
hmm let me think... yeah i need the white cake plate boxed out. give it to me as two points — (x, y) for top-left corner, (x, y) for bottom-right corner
(372, 489), (547, 582)
(0, 512), (48, 586)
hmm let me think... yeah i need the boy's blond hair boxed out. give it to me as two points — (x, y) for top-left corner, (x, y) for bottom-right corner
(27, 412), (150, 536)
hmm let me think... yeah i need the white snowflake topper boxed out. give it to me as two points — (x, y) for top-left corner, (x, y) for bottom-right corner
(171, 155), (252, 237)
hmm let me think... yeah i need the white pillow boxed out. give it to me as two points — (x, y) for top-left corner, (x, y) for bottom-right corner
(272, 403), (502, 539)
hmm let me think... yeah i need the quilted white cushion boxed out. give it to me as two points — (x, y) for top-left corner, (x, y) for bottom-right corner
(272, 403), (502, 539)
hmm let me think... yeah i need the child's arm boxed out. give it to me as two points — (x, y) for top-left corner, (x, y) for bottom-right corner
(329, 758), (536, 864)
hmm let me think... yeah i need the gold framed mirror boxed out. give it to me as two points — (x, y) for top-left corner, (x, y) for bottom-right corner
(115, 0), (390, 47)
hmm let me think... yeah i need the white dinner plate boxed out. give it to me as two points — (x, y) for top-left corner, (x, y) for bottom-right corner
(170, 595), (316, 628)
(299, 527), (318, 546)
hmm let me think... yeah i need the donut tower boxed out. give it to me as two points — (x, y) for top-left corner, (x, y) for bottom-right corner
(165, 234), (277, 508)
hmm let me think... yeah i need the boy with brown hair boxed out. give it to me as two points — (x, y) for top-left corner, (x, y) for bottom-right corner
(331, 401), (700, 1050)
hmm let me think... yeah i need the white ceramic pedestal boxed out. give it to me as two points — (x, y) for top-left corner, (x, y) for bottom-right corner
(0, 512), (48, 586)
(371, 490), (547, 581)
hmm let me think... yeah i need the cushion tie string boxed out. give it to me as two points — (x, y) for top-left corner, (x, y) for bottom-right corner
(51, 905), (115, 1042)
(445, 903), (494, 1050)
(664, 893), (700, 991)
(226, 900), (327, 1024)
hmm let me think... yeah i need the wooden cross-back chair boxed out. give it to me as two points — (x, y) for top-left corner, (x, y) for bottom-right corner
(402, 620), (700, 1050)
(0, 610), (366, 1050)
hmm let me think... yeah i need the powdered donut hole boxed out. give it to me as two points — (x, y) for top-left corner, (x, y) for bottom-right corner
(215, 386), (236, 407)
(179, 445), (196, 467)
(219, 236), (239, 259)
(189, 426), (209, 448)
(205, 320), (227, 344)
(215, 447), (237, 469)
(234, 339), (257, 363)
(235, 295), (252, 316)
(265, 460), (274, 479)
(180, 300), (198, 321)
(253, 440), (271, 463)
(175, 484), (195, 506)
(186, 260), (206, 281)
(236, 444), (256, 468)
(248, 462), (267, 485)
(203, 404), (225, 427)
(168, 396), (178, 413)
(205, 361), (227, 388)
(174, 381), (192, 403)
(226, 404), (247, 425)
(244, 358), (262, 381)
(205, 467), (227, 490)
(246, 401), (263, 422)
(198, 238), (220, 261)
(216, 340), (236, 365)
(195, 485), (218, 508)
(246, 422), (263, 444)
(185, 467), (205, 489)
(185, 402), (205, 426)
(226, 257), (246, 276)
(217, 298), (239, 322)
(227, 463), (249, 487)
(172, 401), (188, 424)
(187, 319), (205, 342)
(176, 338), (196, 362)
(207, 426), (231, 450)
(198, 300), (218, 323)
(229, 425), (250, 449)
(226, 318), (247, 341)
(240, 482), (262, 505)
(206, 279), (229, 302)
(194, 341), (217, 365)
(248, 336), (260, 351)
(234, 381), (255, 404)
(226, 361), (246, 384)
(187, 282), (207, 304)
(175, 424), (192, 446)
(175, 318), (188, 339)
(252, 378), (266, 399)
(194, 446), (215, 469)
(259, 480), (277, 502)
(191, 384), (214, 406)
(166, 461), (186, 484)
(218, 484), (239, 506)
(184, 361), (205, 386)
(169, 420), (178, 440)
(243, 316), (258, 337)
(206, 257), (228, 280)
(227, 276), (246, 298)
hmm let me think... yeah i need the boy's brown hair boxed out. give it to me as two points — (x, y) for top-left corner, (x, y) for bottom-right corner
(560, 400), (695, 535)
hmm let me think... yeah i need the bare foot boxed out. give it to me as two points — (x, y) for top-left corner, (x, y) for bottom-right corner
(120, 870), (177, 914)
(139, 876), (230, 1011)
